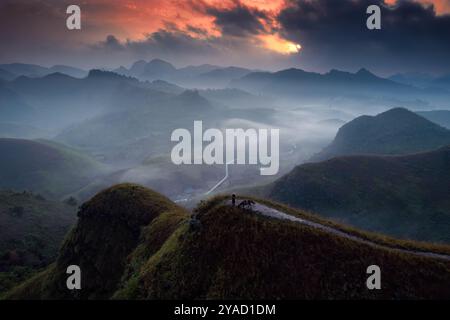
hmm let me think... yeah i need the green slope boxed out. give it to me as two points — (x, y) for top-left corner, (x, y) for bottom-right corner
(258, 146), (450, 243)
(0, 138), (106, 199)
(5, 185), (450, 300)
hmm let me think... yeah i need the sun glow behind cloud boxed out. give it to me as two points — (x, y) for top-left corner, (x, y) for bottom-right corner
(260, 34), (302, 55)
(73, 0), (449, 58)
(88, 0), (298, 56)
(2, 0), (449, 71)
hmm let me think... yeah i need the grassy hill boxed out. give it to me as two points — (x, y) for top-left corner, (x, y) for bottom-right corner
(4, 184), (450, 300)
(0, 190), (76, 293)
(312, 108), (450, 161)
(0, 138), (105, 199)
(3, 184), (188, 299)
(257, 146), (450, 243)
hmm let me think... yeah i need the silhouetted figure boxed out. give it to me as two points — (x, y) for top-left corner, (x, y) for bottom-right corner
(238, 200), (255, 210)
(232, 194), (236, 206)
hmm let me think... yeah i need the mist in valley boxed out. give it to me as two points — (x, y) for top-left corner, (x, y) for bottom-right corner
(1, 60), (450, 205)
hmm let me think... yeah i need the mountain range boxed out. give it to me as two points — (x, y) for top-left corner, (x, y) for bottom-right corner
(231, 68), (410, 95)
(113, 59), (253, 88)
(0, 63), (87, 80)
(390, 72), (450, 91)
(1, 58), (450, 299)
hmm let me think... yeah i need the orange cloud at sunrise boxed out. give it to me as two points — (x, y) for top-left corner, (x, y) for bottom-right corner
(259, 34), (302, 55)
(80, 0), (297, 55)
(66, 0), (450, 59)
(1, 0), (449, 72)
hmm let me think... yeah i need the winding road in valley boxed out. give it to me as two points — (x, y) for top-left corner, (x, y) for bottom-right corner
(227, 200), (450, 262)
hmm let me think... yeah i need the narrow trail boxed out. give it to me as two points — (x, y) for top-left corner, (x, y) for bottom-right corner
(227, 200), (450, 262)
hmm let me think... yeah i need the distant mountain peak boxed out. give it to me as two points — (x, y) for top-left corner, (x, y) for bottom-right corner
(311, 107), (450, 161)
(356, 67), (372, 74)
(42, 72), (75, 80)
(380, 107), (413, 116)
(356, 68), (377, 78)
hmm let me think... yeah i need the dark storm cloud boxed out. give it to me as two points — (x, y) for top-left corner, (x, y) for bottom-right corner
(1, 0), (449, 73)
(91, 30), (224, 67)
(277, 0), (450, 74)
(192, 0), (272, 36)
(107, 30), (219, 56)
(101, 35), (125, 51)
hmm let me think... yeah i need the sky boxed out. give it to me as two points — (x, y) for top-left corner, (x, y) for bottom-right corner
(1, 0), (450, 75)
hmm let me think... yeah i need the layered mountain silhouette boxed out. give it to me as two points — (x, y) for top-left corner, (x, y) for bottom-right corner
(54, 88), (216, 164)
(311, 108), (450, 161)
(389, 72), (436, 89)
(432, 75), (450, 91)
(114, 59), (252, 88)
(130, 59), (177, 80)
(1, 70), (171, 129)
(0, 63), (87, 79)
(257, 146), (450, 243)
(230, 68), (415, 98)
(5, 184), (450, 300)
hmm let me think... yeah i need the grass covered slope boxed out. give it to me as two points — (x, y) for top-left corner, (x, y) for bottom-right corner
(4, 184), (188, 300)
(312, 108), (450, 161)
(0, 138), (105, 198)
(0, 191), (76, 294)
(260, 146), (450, 243)
(118, 196), (450, 299)
(6, 186), (450, 300)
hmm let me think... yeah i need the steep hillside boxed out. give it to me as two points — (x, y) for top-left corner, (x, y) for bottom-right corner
(260, 146), (450, 243)
(4, 184), (188, 299)
(0, 190), (76, 293)
(0, 138), (105, 198)
(417, 110), (450, 129)
(5, 185), (450, 300)
(312, 108), (450, 161)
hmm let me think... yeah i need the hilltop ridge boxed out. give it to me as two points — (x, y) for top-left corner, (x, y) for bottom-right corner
(5, 184), (450, 300)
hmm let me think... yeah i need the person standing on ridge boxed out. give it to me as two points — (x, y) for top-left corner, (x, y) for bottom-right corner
(232, 194), (236, 206)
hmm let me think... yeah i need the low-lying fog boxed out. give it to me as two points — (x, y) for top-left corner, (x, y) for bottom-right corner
(1, 66), (449, 203)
